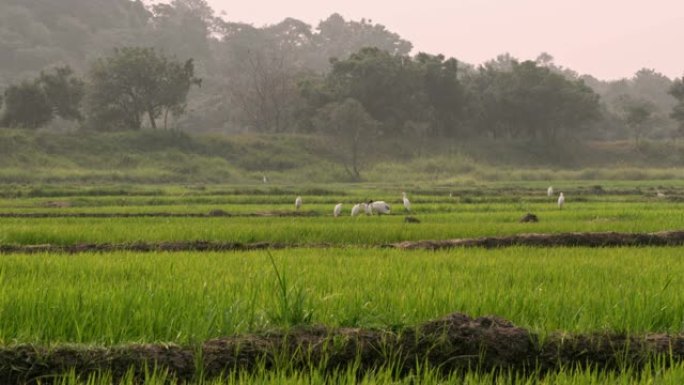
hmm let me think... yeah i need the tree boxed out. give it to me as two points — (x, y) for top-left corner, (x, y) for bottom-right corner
(1, 66), (84, 129)
(667, 77), (684, 140)
(313, 98), (379, 180)
(322, 47), (424, 133)
(0, 0), (150, 76)
(218, 23), (303, 133)
(584, 69), (676, 140)
(39, 66), (85, 121)
(620, 96), (655, 146)
(415, 53), (467, 137)
(84, 47), (201, 131)
(149, 0), (216, 63)
(2, 80), (53, 129)
(311, 14), (412, 71)
(466, 60), (600, 141)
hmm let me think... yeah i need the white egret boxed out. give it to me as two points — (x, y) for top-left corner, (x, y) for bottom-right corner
(656, 189), (666, 198)
(369, 200), (391, 215)
(333, 203), (343, 217)
(262, 175), (268, 184)
(402, 192), (411, 212)
(351, 203), (362, 217)
(557, 192), (565, 209)
(547, 186), (554, 197)
(295, 196), (302, 210)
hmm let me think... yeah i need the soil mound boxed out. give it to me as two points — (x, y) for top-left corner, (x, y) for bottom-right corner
(519, 213), (539, 222)
(0, 241), (295, 254)
(389, 230), (684, 250)
(4, 230), (684, 255)
(0, 210), (319, 218)
(2, 313), (684, 383)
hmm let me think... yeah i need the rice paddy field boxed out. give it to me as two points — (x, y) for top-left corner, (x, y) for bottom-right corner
(1, 180), (684, 384)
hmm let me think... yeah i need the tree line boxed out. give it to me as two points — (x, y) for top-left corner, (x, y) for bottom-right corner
(1, 0), (684, 177)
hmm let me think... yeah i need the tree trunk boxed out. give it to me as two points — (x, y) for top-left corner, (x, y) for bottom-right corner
(148, 109), (157, 130)
(350, 137), (361, 181)
(163, 108), (169, 130)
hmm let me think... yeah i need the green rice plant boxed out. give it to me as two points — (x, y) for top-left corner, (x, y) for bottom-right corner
(265, 251), (313, 327)
(41, 360), (684, 385)
(1, 247), (682, 345)
(2, 197), (684, 246)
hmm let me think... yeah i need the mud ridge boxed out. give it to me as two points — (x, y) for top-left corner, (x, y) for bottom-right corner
(0, 210), (319, 218)
(4, 231), (684, 255)
(0, 241), (305, 254)
(1, 313), (683, 383)
(388, 230), (684, 249)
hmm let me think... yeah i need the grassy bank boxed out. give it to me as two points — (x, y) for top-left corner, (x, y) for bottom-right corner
(3, 130), (684, 184)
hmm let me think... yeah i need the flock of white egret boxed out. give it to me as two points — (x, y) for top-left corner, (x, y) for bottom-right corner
(294, 188), (569, 216)
(294, 193), (408, 216)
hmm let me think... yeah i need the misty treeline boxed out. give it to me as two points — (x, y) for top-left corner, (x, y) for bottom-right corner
(1, 0), (684, 168)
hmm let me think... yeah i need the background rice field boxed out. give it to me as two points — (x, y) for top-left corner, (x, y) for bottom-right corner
(1, 181), (683, 383)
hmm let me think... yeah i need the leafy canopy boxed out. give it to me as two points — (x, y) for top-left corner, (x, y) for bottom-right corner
(84, 47), (201, 131)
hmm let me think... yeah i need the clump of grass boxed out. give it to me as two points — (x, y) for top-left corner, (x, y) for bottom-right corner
(265, 251), (313, 327)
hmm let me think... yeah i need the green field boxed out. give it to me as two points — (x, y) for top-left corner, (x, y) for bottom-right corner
(1, 247), (683, 345)
(1, 182), (683, 384)
(1, 182), (684, 246)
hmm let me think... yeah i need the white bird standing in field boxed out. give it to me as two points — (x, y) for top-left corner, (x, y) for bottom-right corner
(656, 189), (666, 198)
(333, 203), (343, 217)
(262, 175), (268, 184)
(369, 200), (391, 215)
(351, 203), (362, 217)
(402, 192), (411, 212)
(547, 186), (554, 197)
(557, 192), (565, 209)
(295, 196), (302, 210)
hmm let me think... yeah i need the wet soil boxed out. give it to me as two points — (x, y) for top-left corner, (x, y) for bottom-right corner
(3, 230), (684, 254)
(388, 230), (684, 249)
(0, 210), (319, 218)
(1, 313), (683, 384)
(0, 241), (297, 254)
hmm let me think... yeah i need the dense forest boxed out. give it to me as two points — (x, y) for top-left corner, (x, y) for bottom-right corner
(1, 0), (684, 180)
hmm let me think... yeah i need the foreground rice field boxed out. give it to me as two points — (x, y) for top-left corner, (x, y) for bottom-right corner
(1, 247), (683, 345)
(1, 182), (683, 383)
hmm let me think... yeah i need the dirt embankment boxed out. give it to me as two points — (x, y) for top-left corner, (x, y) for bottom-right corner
(0, 210), (319, 218)
(4, 230), (684, 254)
(1, 313), (683, 384)
(0, 241), (298, 254)
(388, 230), (684, 249)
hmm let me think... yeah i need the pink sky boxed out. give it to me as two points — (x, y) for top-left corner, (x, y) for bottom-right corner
(204, 0), (684, 80)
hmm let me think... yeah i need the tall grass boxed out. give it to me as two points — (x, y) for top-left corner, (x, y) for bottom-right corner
(0, 247), (682, 345)
(5, 130), (684, 184)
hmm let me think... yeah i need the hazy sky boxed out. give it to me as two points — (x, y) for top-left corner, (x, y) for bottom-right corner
(205, 0), (683, 80)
